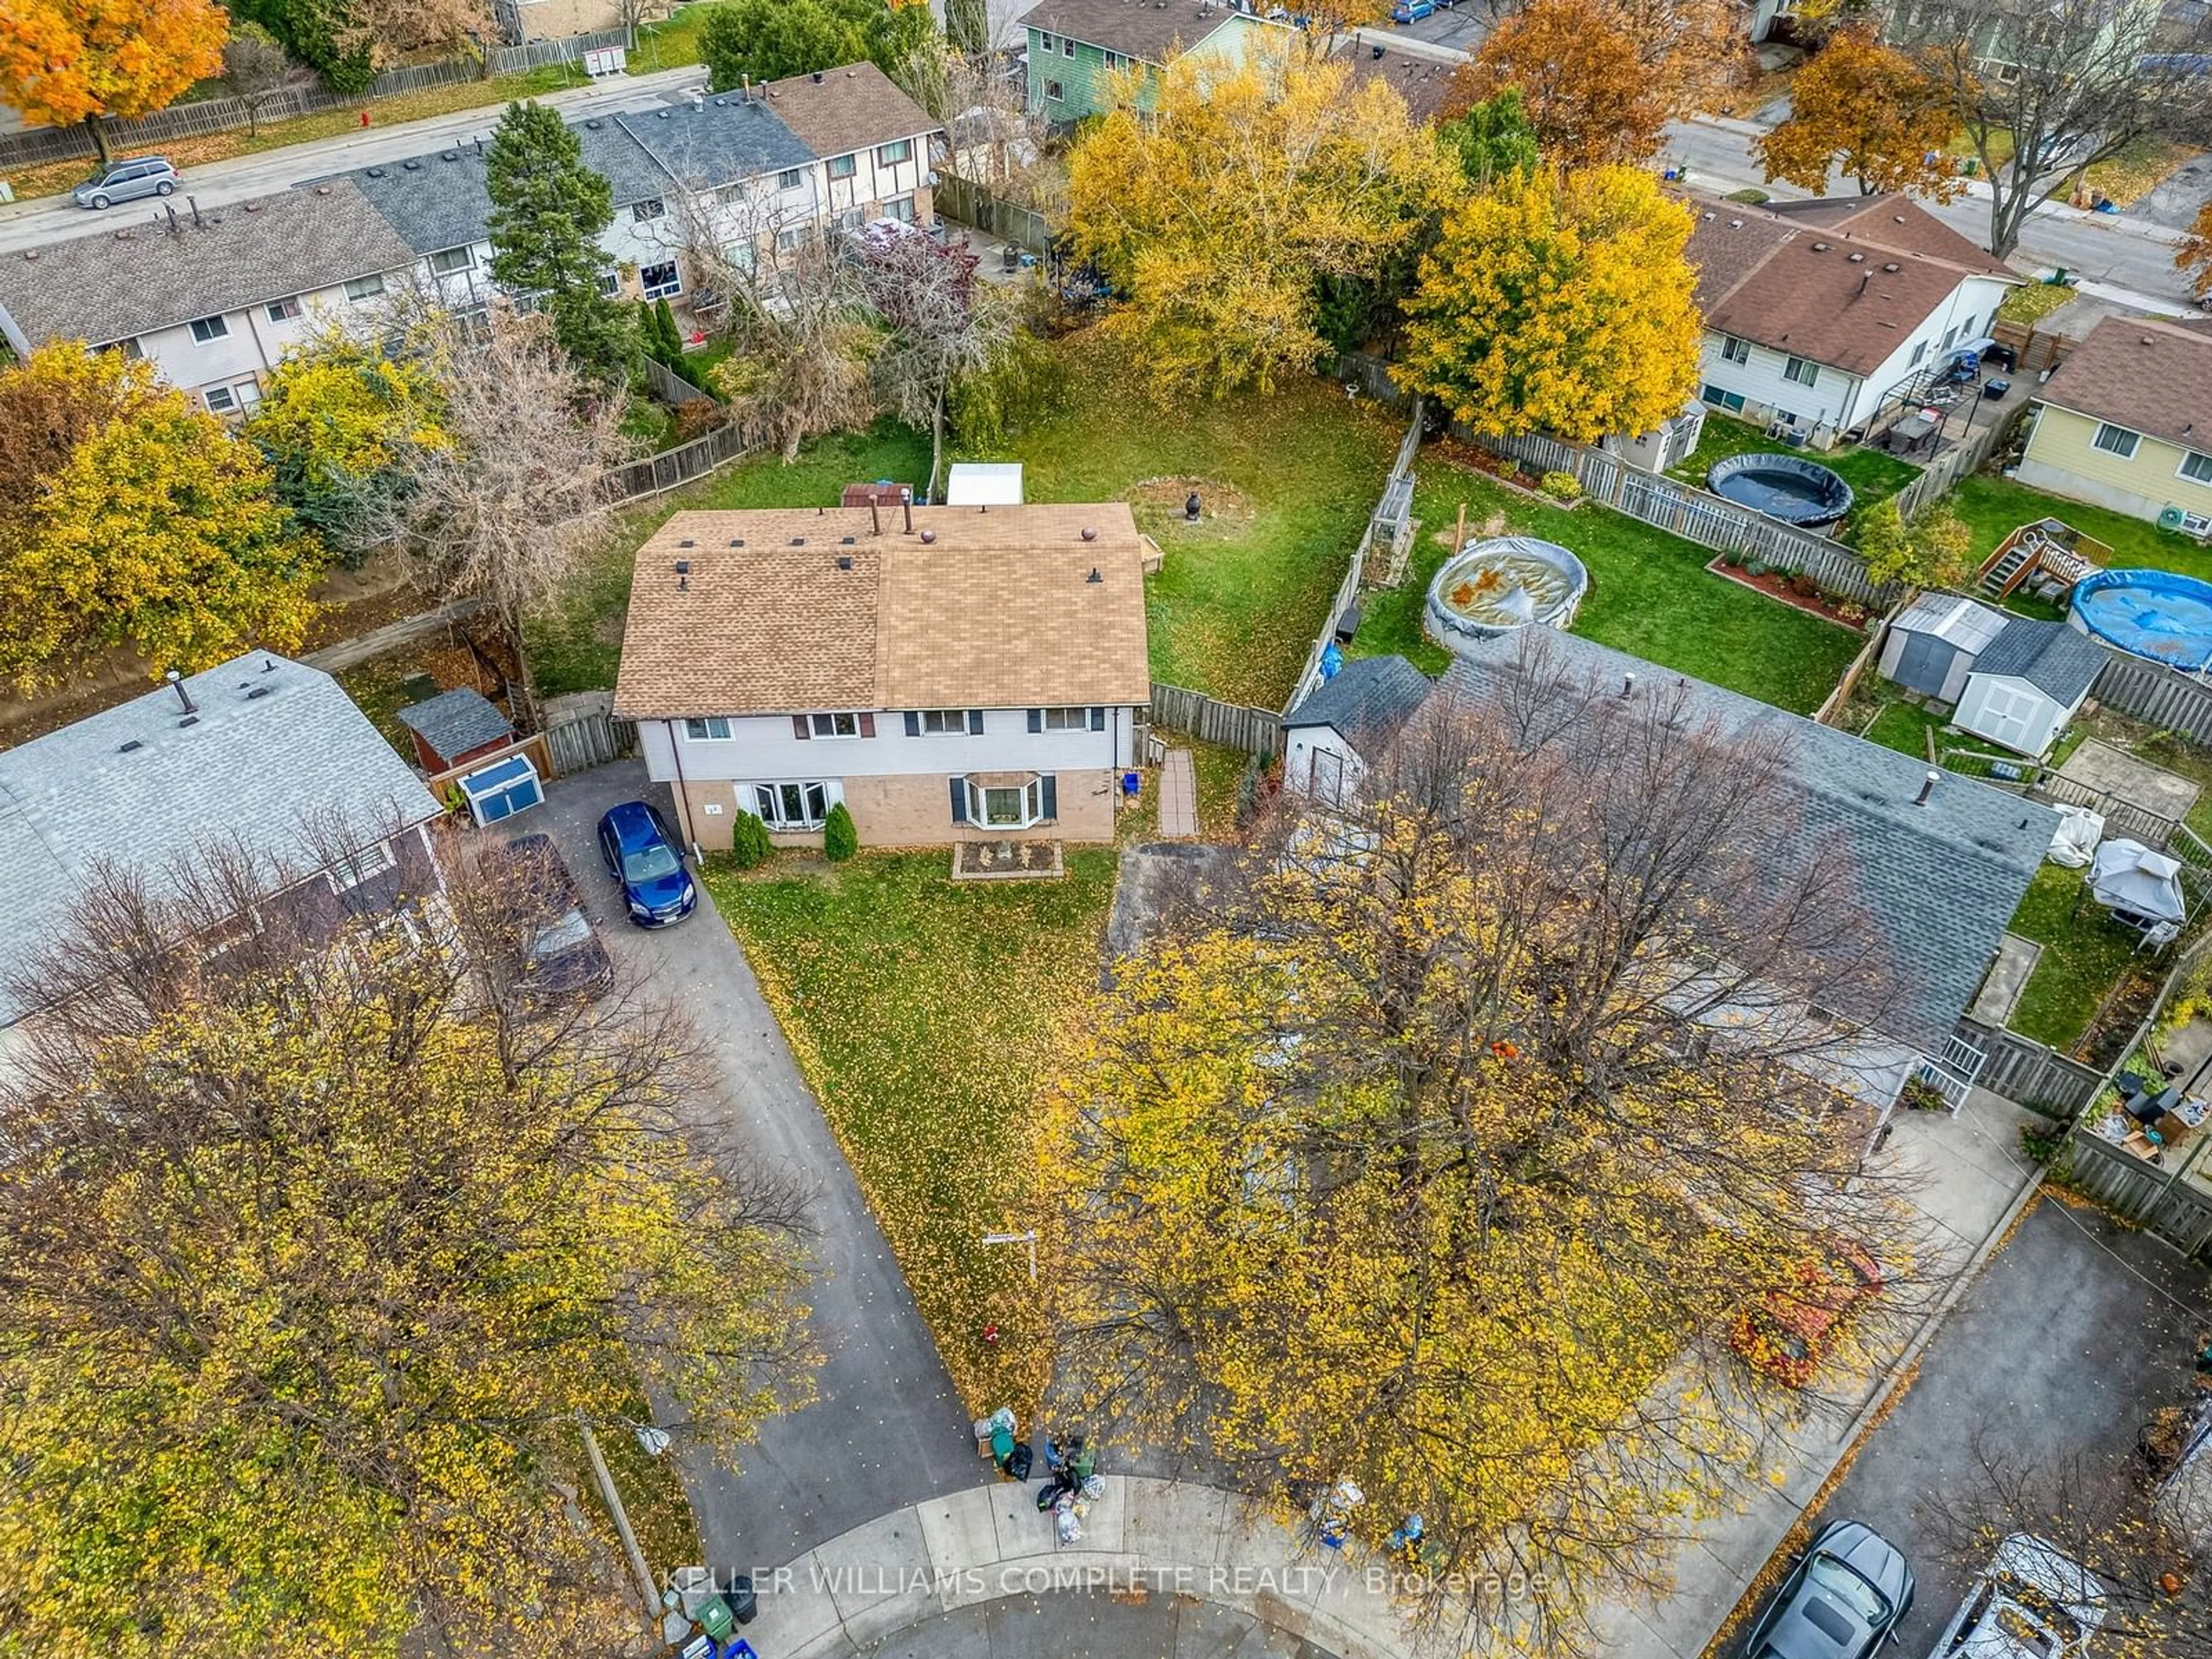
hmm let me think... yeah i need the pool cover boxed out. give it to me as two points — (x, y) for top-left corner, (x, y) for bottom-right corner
(2070, 567), (2212, 671)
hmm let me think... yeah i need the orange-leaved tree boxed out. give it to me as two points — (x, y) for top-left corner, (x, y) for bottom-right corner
(1755, 29), (1963, 199)
(0, 0), (229, 161)
(2178, 200), (2212, 297)
(1395, 163), (1702, 442)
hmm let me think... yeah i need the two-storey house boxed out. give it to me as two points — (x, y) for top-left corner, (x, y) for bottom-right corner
(1017, 0), (1285, 123)
(612, 505), (1151, 851)
(1685, 192), (2019, 445)
(2015, 316), (2212, 535)
(0, 181), (418, 415)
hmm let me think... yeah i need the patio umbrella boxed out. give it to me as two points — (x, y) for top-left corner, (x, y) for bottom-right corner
(2089, 838), (2187, 925)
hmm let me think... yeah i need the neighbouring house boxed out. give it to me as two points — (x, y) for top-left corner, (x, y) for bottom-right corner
(1281, 654), (1432, 804)
(1017, 0), (1287, 123)
(0, 180), (418, 417)
(1421, 627), (2056, 1117)
(1333, 32), (1459, 123)
(611, 504), (1151, 850)
(2014, 316), (2212, 536)
(0, 654), (444, 1061)
(1684, 191), (2020, 445)
(1954, 619), (2108, 757)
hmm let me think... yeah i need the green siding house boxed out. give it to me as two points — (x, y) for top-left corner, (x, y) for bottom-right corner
(1020, 0), (1283, 123)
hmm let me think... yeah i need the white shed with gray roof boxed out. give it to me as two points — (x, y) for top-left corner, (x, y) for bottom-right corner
(1878, 592), (2010, 706)
(1956, 617), (2109, 756)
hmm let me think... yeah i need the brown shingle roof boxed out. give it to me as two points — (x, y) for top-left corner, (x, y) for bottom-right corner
(1016, 0), (1240, 61)
(1684, 191), (2019, 377)
(757, 61), (938, 160)
(1335, 38), (1456, 124)
(2033, 315), (2212, 450)
(612, 505), (1152, 718)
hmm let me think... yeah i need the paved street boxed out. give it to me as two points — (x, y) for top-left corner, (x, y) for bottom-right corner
(0, 63), (710, 256)
(509, 760), (982, 1574)
(1789, 1195), (2212, 1656)
(854, 1592), (1335, 1658)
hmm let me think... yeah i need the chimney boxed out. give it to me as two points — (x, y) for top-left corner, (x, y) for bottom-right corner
(1915, 769), (1940, 806)
(869, 493), (881, 536)
(188, 195), (202, 229)
(166, 668), (196, 715)
(903, 493), (913, 535)
(1620, 672), (1635, 699)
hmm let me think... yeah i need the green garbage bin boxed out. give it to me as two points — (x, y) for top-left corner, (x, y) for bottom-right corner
(694, 1595), (735, 1642)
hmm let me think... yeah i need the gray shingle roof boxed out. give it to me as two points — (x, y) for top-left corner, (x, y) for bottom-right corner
(345, 145), (498, 255)
(1890, 591), (2009, 656)
(0, 654), (441, 1024)
(396, 687), (513, 762)
(0, 179), (417, 347)
(615, 96), (815, 190)
(1433, 630), (2056, 1052)
(1969, 617), (2108, 704)
(1285, 654), (1432, 755)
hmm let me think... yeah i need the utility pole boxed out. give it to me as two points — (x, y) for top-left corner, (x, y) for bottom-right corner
(578, 1414), (660, 1628)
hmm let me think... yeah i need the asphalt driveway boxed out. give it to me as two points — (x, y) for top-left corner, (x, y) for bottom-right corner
(1793, 1196), (2212, 1654)
(507, 759), (980, 1573)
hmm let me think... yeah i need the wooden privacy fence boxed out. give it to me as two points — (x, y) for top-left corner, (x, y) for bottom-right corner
(1955, 1017), (2108, 1118)
(2088, 649), (2212, 747)
(2062, 1131), (2212, 1256)
(1148, 683), (1279, 757)
(1888, 410), (2020, 521)
(541, 702), (638, 774)
(931, 172), (1054, 254)
(642, 357), (713, 407)
(1473, 431), (1904, 611)
(614, 425), (750, 499)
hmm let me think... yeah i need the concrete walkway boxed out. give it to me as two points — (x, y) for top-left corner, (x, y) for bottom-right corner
(1158, 749), (1199, 839)
(737, 1476), (1462, 1659)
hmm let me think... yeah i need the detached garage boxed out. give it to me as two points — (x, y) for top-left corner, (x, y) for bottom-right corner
(1878, 593), (2008, 705)
(1955, 618), (2108, 757)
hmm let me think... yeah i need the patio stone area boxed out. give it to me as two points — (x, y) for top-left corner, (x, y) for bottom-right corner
(2058, 736), (2202, 822)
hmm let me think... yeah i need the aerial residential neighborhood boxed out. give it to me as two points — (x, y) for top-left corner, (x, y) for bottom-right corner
(13, 0), (2212, 1655)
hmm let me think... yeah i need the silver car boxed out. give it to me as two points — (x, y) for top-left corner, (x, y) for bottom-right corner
(73, 156), (179, 210)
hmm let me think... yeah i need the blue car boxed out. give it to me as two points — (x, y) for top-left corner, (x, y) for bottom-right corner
(1392, 0), (1435, 17)
(596, 800), (696, 928)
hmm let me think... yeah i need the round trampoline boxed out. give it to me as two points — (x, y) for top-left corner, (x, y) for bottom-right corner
(1707, 452), (1855, 528)
(2071, 567), (2212, 671)
(1425, 536), (1588, 652)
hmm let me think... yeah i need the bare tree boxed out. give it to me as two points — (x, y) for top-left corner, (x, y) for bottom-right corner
(221, 20), (300, 136)
(1892, 0), (2212, 260)
(857, 227), (1015, 497)
(363, 304), (635, 724)
(937, 47), (1051, 199)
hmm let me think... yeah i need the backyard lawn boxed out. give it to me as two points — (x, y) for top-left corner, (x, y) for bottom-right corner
(703, 850), (1117, 1414)
(1952, 475), (2212, 587)
(2007, 863), (2147, 1052)
(1356, 457), (1866, 716)
(1669, 412), (1923, 506)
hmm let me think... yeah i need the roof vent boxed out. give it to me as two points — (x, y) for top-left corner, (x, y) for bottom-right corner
(714, 96), (726, 105)
(1847, 251), (1864, 262)
(836, 554), (854, 570)
(790, 536), (805, 546)
(729, 537), (745, 547)
(673, 558), (691, 575)
(244, 200), (262, 211)
(1081, 526), (1097, 541)
(366, 166), (386, 177)
(1086, 566), (1102, 584)
(839, 535), (856, 544)
(812, 70), (824, 83)
(441, 149), (458, 161)
(1915, 769), (1940, 806)
(678, 537), (695, 548)
(586, 118), (603, 128)
(177, 715), (200, 729)
(2142, 335), (2156, 346)
(920, 528), (937, 544)
(118, 739), (143, 754)
(1882, 262), (1900, 272)
(1811, 241), (1831, 252)
(19, 249), (33, 260)
(403, 159), (422, 171)
(657, 109), (671, 118)
(315, 184), (332, 196)
(245, 685), (272, 700)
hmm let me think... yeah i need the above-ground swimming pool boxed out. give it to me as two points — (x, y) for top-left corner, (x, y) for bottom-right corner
(1425, 536), (1589, 652)
(2071, 568), (2212, 671)
(1706, 452), (1855, 528)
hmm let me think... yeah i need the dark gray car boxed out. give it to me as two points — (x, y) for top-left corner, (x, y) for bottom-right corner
(73, 156), (179, 209)
(1738, 1519), (1914, 1659)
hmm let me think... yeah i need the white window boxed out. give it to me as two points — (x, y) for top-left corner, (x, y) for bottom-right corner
(1104, 50), (1127, 69)
(684, 716), (733, 740)
(1038, 31), (1054, 50)
(777, 167), (802, 190)
(1040, 706), (1093, 730)
(633, 196), (666, 222)
(232, 379), (262, 411)
(344, 274), (386, 302)
(266, 296), (302, 323)
(2180, 450), (2212, 484)
(1783, 355), (1817, 387)
(2093, 422), (2141, 458)
(202, 385), (238, 414)
(1702, 384), (1745, 413)
(429, 245), (475, 274)
(189, 315), (229, 343)
(834, 207), (865, 233)
(596, 271), (622, 297)
(919, 709), (969, 734)
(755, 781), (831, 828)
(327, 840), (397, 893)
(726, 239), (759, 278)
(639, 261), (682, 300)
(777, 226), (807, 251)
(965, 776), (1046, 828)
(1720, 334), (1749, 365)
(1044, 78), (1065, 101)
(884, 195), (916, 224)
(827, 153), (857, 180)
(809, 712), (861, 737)
(1062, 35), (1075, 55)
(877, 138), (912, 166)
(118, 336), (144, 359)
(1908, 339), (1927, 366)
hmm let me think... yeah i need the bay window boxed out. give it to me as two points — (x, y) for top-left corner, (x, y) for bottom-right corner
(755, 781), (832, 829)
(956, 772), (1055, 828)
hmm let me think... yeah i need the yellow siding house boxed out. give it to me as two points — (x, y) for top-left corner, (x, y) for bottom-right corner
(2016, 317), (2212, 535)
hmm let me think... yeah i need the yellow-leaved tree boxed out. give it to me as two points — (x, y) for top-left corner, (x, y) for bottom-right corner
(1065, 38), (1452, 396)
(1395, 164), (1702, 442)
(1044, 638), (1921, 1652)
(0, 342), (324, 687)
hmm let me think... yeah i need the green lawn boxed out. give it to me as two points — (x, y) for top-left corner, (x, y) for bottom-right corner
(1862, 697), (1949, 759)
(1669, 412), (1923, 507)
(1952, 475), (2212, 587)
(1357, 458), (1866, 716)
(1998, 281), (2078, 327)
(703, 849), (1117, 1415)
(2007, 862), (2146, 1052)
(632, 1), (715, 70)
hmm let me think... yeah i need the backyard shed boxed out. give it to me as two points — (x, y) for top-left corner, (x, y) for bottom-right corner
(1282, 654), (1432, 804)
(1955, 617), (2107, 756)
(396, 687), (517, 774)
(1878, 593), (2009, 704)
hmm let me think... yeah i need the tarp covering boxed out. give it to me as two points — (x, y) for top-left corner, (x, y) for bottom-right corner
(2089, 836), (2187, 923)
(2048, 804), (2104, 867)
(2071, 567), (2212, 671)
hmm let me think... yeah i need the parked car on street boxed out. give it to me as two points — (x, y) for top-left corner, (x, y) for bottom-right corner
(1738, 1519), (1914, 1659)
(1392, 0), (1436, 18)
(1927, 1535), (2105, 1659)
(73, 156), (179, 209)
(596, 799), (696, 928)
(497, 833), (615, 1007)
(1730, 1238), (1885, 1389)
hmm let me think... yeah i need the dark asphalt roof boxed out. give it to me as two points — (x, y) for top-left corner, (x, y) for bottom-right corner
(613, 96), (815, 190)
(344, 145), (496, 255)
(1017, 0), (1241, 60)
(1970, 618), (2108, 705)
(396, 687), (513, 761)
(1433, 630), (2056, 1053)
(1285, 654), (1433, 755)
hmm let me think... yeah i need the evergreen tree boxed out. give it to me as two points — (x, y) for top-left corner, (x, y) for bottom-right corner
(484, 100), (636, 385)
